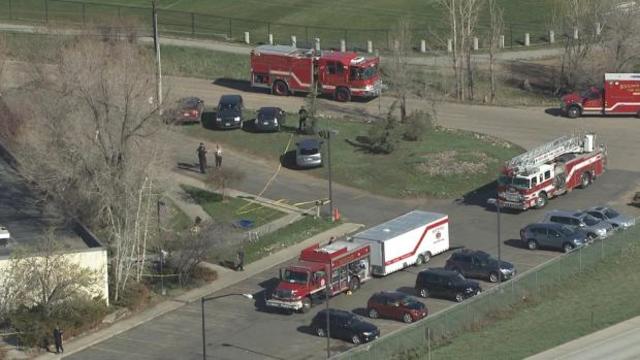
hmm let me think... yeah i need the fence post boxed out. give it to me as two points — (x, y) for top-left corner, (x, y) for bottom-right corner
(601, 237), (604, 259)
(427, 327), (431, 360)
(447, 39), (452, 53)
(386, 30), (390, 49)
(420, 39), (426, 53)
(340, 39), (346, 52)
(510, 23), (513, 48)
(291, 35), (296, 47)
(268, 33), (273, 45)
(344, 29), (348, 46)
(82, 3), (86, 25)
(499, 35), (505, 49)
(579, 247), (582, 272)
(191, 13), (195, 36)
(244, 32), (250, 44)
(524, 33), (530, 46)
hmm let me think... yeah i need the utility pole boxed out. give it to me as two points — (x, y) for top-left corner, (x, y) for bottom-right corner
(152, 0), (163, 113)
(497, 198), (502, 286)
(325, 263), (331, 358)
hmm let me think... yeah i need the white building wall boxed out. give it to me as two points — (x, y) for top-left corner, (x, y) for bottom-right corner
(0, 248), (109, 306)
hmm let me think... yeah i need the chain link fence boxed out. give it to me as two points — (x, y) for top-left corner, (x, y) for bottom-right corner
(333, 222), (640, 360)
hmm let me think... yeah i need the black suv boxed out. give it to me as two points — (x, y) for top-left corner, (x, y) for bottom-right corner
(215, 95), (244, 129)
(444, 249), (516, 283)
(310, 309), (380, 345)
(415, 268), (481, 302)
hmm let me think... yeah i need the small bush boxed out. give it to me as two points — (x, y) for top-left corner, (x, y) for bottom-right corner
(113, 281), (152, 311)
(10, 297), (108, 350)
(403, 110), (433, 141)
(192, 266), (218, 283)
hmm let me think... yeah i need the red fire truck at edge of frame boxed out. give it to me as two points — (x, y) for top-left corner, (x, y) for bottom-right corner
(490, 133), (607, 211)
(561, 73), (640, 118)
(266, 240), (372, 313)
(250, 45), (382, 102)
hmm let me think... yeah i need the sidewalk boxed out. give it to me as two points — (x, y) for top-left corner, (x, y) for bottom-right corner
(34, 222), (363, 360)
(526, 316), (640, 360)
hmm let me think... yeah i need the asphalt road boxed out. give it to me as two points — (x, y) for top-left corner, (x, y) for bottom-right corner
(68, 77), (640, 360)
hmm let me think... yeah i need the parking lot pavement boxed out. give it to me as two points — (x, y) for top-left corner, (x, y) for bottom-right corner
(68, 167), (639, 360)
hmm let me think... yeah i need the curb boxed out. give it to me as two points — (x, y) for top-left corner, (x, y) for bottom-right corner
(34, 222), (364, 359)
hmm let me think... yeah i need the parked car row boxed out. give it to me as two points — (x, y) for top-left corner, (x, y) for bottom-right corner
(310, 247), (518, 345)
(167, 94), (325, 169)
(521, 206), (634, 253)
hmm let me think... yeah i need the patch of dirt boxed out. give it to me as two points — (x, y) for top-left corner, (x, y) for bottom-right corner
(416, 150), (491, 176)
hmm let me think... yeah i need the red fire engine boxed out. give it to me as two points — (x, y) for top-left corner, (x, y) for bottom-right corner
(492, 133), (607, 210)
(561, 73), (640, 118)
(250, 45), (382, 102)
(266, 240), (371, 313)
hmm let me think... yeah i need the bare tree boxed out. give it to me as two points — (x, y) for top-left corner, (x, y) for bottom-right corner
(10, 35), (167, 302)
(438, 0), (484, 101)
(205, 168), (246, 200)
(5, 228), (101, 316)
(487, 0), (504, 104)
(387, 17), (413, 122)
(166, 221), (238, 286)
(552, 0), (607, 90)
(600, 1), (640, 72)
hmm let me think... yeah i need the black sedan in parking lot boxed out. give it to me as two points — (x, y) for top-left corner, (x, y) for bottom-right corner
(253, 107), (286, 132)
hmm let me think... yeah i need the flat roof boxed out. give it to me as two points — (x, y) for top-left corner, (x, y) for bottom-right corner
(0, 154), (100, 259)
(255, 45), (311, 57)
(352, 210), (447, 243)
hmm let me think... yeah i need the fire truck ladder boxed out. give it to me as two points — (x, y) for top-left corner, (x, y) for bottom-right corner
(507, 134), (585, 173)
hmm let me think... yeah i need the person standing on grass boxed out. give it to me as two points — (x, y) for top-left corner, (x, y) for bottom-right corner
(197, 142), (208, 174)
(53, 325), (64, 354)
(215, 144), (223, 169)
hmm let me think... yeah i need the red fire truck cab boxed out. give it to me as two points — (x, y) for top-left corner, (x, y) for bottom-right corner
(561, 73), (640, 118)
(266, 240), (371, 313)
(250, 45), (382, 102)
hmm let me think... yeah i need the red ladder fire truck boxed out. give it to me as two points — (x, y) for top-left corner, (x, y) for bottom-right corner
(492, 133), (607, 210)
(266, 240), (371, 313)
(250, 45), (382, 102)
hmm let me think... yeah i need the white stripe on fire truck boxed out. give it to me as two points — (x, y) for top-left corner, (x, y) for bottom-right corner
(583, 102), (640, 111)
(268, 70), (311, 87)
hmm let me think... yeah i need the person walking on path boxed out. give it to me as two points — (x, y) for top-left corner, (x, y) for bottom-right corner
(215, 144), (223, 169)
(197, 143), (208, 174)
(236, 250), (245, 271)
(298, 105), (308, 132)
(53, 325), (64, 354)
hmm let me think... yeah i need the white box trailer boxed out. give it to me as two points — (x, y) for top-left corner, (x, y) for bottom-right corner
(350, 210), (449, 276)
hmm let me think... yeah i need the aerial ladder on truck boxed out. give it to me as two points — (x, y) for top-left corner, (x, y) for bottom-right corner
(505, 134), (586, 175)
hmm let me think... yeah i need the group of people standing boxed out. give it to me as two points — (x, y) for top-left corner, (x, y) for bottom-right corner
(196, 143), (223, 174)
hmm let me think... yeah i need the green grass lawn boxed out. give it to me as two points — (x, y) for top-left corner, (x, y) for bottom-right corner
(183, 117), (522, 198)
(427, 226), (640, 359)
(242, 215), (338, 264)
(181, 185), (286, 227)
(0, 0), (555, 48)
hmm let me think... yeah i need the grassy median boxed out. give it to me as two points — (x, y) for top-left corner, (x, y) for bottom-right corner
(181, 185), (286, 227)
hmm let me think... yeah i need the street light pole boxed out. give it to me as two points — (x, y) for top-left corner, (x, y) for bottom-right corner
(201, 293), (253, 360)
(327, 131), (333, 222)
(325, 263), (331, 358)
(157, 199), (166, 296)
(497, 199), (502, 286)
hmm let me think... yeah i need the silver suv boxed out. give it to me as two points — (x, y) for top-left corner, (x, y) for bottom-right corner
(543, 210), (613, 240)
(295, 138), (323, 168)
(520, 222), (588, 253)
(585, 206), (636, 230)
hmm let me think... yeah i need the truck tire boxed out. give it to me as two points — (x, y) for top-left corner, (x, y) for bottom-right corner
(415, 254), (426, 266)
(566, 105), (581, 119)
(349, 277), (361, 292)
(272, 80), (289, 96)
(489, 272), (500, 283)
(535, 192), (548, 209)
(335, 87), (351, 102)
(580, 172), (591, 189)
(300, 297), (312, 313)
(418, 288), (429, 298)
(423, 252), (432, 263)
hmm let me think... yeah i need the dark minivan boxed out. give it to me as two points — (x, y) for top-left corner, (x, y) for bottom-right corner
(415, 268), (481, 303)
(444, 249), (516, 283)
(215, 95), (244, 129)
(311, 309), (380, 345)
